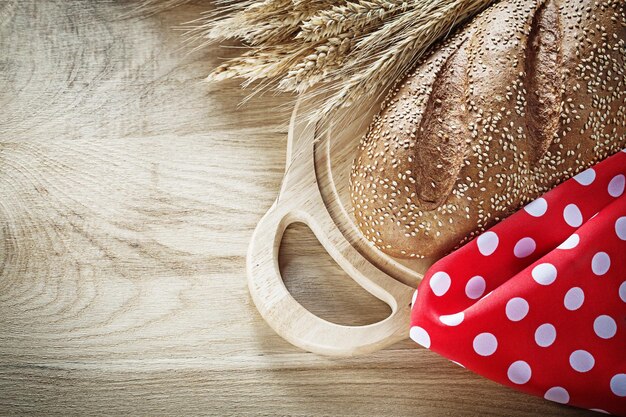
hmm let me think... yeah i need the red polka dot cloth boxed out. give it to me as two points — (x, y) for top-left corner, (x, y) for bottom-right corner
(410, 149), (626, 415)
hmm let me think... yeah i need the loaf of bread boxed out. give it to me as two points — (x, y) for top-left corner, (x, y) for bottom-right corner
(350, 0), (626, 259)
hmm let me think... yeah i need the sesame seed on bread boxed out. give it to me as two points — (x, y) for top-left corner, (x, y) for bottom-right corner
(350, 0), (626, 259)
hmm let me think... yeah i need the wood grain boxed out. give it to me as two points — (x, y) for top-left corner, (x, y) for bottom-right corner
(0, 1), (595, 416)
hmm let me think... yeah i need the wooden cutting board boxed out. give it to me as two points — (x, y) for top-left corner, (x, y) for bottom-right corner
(247, 100), (437, 356)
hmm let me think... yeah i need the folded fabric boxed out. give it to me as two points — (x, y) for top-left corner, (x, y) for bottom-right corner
(410, 149), (626, 415)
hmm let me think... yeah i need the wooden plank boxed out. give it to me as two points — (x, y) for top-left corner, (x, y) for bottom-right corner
(0, 1), (594, 415)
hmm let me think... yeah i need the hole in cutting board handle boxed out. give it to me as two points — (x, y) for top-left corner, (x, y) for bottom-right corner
(279, 222), (391, 326)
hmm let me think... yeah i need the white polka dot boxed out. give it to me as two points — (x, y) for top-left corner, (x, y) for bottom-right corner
(411, 289), (418, 307)
(592, 252), (611, 276)
(616, 217), (626, 240)
(589, 409), (609, 414)
(473, 333), (497, 356)
(410, 326), (431, 348)
(594, 315), (617, 339)
(506, 297), (529, 322)
(557, 233), (579, 250)
(514, 237), (536, 258)
(430, 271), (451, 296)
(532, 263), (557, 286)
(570, 350), (595, 372)
(439, 312), (464, 326)
(450, 360), (465, 368)
(544, 387), (569, 404)
(608, 174), (625, 197)
(507, 361), (531, 384)
(620, 282), (626, 303)
(535, 323), (556, 347)
(611, 374), (626, 397)
(524, 197), (548, 217)
(563, 204), (583, 227)
(477, 231), (499, 256)
(574, 168), (596, 185)
(564, 287), (584, 310)
(465, 276), (486, 300)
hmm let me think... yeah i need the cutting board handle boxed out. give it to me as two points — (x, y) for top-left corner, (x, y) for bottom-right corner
(247, 199), (413, 356)
(247, 114), (414, 355)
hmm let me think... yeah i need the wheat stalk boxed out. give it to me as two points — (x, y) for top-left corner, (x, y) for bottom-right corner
(279, 1), (411, 93)
(298, 0), (410, 42)
(145, 0), (497, 121)
(314, 0), (493, 118)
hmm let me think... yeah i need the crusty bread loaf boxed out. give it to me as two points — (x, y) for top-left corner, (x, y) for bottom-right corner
(350, 0), (626, 259)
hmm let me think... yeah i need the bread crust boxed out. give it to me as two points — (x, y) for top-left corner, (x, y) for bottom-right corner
(350, 0), (626, 259)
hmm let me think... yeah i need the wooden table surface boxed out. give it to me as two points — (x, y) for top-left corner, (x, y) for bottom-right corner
(0, 2), (596, 416)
